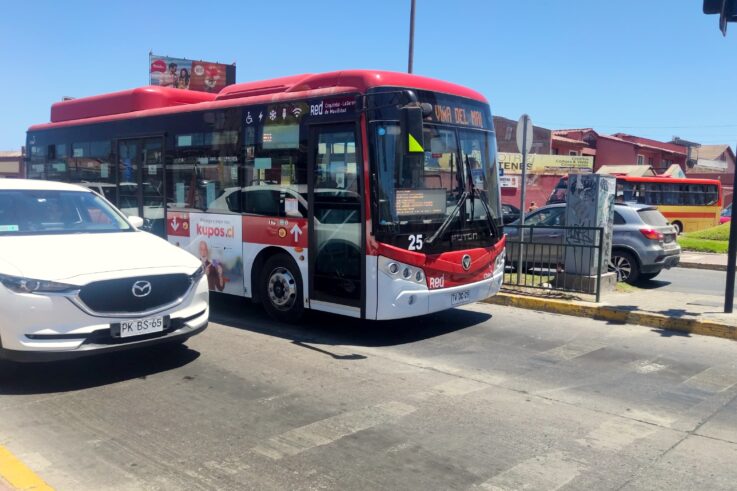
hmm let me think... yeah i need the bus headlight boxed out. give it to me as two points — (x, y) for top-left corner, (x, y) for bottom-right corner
(379, 257), (426, 285)
(494, 248), (506, 273)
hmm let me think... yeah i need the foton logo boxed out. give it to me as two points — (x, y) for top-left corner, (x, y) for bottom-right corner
(196, 223), (235, 238)
(429, 276), (445, 289)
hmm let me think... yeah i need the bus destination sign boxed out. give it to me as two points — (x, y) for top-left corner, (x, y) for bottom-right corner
(418, 93), (490, 130)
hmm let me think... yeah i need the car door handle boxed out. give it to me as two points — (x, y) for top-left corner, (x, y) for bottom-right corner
(547, 234), (562, 238)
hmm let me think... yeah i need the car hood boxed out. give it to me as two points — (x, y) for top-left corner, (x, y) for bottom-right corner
(0, 231), (199, 282)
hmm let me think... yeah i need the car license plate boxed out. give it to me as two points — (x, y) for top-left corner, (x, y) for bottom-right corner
(451, 290), (471, 306)
(119, 317), (164, 338)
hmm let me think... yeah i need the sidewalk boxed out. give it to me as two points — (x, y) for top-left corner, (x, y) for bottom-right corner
(679, 251), (728, 271)
(485, 287), (737, 342)
(485, 251), (737, 339)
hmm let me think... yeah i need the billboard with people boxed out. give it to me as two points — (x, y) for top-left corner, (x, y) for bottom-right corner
(149, 53), (236, 93)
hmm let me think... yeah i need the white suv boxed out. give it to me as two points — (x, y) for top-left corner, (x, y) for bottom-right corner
(0, 179), (209, 361)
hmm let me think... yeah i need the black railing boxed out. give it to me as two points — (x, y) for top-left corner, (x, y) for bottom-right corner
(504, 225), (605, 302)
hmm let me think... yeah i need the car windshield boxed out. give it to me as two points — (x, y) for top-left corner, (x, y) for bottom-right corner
(0, 189), (132, 235)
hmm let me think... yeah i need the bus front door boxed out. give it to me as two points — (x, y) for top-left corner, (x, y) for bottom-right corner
(308, 124), (363, 318)
(117, 137), (166, 237)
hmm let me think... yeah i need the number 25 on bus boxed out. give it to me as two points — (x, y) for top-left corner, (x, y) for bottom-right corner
(27, 70), (506, 321)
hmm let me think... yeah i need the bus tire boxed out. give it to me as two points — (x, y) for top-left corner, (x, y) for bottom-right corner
(672, 221), (683, 235)
(260, 253), (304, 322)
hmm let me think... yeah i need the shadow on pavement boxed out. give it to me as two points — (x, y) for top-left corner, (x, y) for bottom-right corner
(656, 308), (703, 318)
(634, 279), (671, 289)
(0, 344), (200, 395)
(209, 293), (492, 349)
(650, 328), (692, 338)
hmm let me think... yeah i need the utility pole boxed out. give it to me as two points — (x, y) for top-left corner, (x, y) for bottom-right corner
(724, 143), (737, 312)
(408, 0), (416, 73)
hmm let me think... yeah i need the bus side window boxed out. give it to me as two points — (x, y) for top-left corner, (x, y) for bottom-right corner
(706, 185), (718, 206)
(644, 183), (657, 205)
(245, 112), (307, 218)
(667, 183), (678, 205)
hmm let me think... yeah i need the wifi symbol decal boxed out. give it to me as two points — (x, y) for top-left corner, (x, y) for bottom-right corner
(292, 107), (303, 118)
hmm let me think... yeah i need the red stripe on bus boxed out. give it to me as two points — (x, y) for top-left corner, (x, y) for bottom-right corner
(659, 212), (718, 219)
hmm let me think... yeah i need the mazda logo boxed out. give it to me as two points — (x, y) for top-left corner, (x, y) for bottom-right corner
(461, 255), (472, 271)
(131, 280), (152, 298)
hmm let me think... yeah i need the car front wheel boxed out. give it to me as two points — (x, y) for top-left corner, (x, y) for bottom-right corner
(609, 251), (640, 284)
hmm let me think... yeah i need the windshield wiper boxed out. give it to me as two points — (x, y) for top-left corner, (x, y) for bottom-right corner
(425, 191), (469, 245)
(464, 154), (499, 239)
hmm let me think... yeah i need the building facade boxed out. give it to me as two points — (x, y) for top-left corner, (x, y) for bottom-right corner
(0, 150), (24, 178)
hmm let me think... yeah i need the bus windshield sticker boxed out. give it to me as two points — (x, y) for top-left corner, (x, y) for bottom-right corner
(285, 198), (299, 214)
(0, 225), (19, 232)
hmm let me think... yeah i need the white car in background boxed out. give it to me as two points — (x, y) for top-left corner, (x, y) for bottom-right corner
(0, 179), (209, 362)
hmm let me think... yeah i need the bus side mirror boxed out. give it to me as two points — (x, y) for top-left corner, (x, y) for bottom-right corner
(400, 105), (425, 156)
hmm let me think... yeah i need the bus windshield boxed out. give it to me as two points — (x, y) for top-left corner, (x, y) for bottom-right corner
(371, 122), (501, 248)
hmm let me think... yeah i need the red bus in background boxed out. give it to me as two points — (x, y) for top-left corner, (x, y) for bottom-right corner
(26, 70), (505, 321)
(548, 175), (722, 233)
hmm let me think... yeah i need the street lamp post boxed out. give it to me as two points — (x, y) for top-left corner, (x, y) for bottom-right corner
(408, 0), (416, 73)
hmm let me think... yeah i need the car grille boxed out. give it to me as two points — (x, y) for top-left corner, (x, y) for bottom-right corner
(78, 274), (192, 314)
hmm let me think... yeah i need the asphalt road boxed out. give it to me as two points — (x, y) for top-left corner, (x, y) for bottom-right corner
(643, 267), (727, 296)
(2, 296), (737, 490)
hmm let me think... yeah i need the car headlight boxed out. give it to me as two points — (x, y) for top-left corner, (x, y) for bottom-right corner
(0, 273), (78, 294)
(190, 265), (206, 283)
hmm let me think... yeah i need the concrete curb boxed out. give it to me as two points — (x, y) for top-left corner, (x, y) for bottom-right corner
(483, 293), (737, 341)
(677, 261), (727, 272)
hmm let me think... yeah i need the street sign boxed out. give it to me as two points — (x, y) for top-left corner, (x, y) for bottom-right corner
(516, 114), (533, 154)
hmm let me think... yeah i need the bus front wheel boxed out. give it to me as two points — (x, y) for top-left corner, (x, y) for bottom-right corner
(672, 221), (683, 235)
(260, 254), (305, 322)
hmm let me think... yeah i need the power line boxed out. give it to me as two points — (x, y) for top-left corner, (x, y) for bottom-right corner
(538, 123), (737, 129)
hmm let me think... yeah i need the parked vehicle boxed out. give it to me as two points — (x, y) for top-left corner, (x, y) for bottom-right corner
(505, 203), (680, 283)
(502, 203), (521, 225)
(0, 179), (209, 361)
(721, 203), (731, 224)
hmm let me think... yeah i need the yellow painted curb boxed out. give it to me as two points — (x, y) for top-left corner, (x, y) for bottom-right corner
(484, 293), (737, 342)
(0, 445), (53, 490)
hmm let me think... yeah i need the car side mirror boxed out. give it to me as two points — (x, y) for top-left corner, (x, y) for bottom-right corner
(128, 216), (144, 228)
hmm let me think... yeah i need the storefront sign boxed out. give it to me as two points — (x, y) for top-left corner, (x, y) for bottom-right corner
(498, 152), (593, 175)
(499, 176), (520, 188)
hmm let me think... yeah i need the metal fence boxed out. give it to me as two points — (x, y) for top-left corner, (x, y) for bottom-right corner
(503, 225), (605, 301)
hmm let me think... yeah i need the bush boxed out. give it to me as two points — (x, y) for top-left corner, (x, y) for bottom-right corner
(686, 222), (731, 241)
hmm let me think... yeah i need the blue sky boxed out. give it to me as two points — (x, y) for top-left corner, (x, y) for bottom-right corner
(1, 0), (735, 149)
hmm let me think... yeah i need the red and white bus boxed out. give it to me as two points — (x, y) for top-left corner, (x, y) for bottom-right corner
(26, 70), (505, 321)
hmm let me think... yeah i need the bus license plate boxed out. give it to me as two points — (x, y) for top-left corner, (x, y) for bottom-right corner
(451, 290), (471, 306)
(119, 317), (164, 338)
